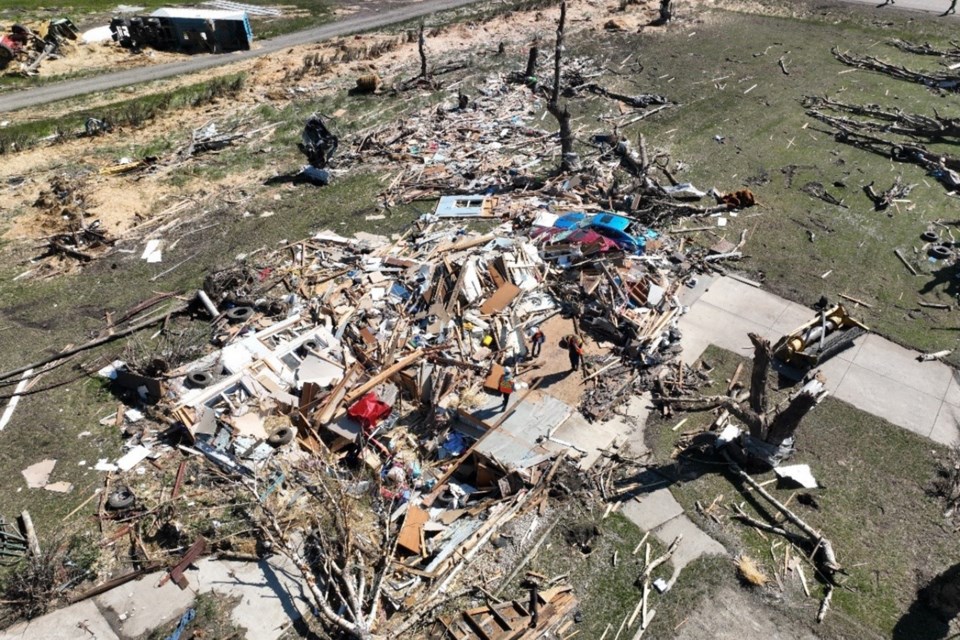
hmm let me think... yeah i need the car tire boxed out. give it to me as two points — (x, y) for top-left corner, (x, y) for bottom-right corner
(226, 306), (254, 323)
(266, 427), (295, 447)
(107, 487), (136, 510)
(930, 245), (953, 260)
(921, 231), (940, 243)
(186, 371), (213, 388)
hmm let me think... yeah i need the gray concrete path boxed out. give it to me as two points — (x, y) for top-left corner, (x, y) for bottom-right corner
(0, 556), (309, 640)
(679, 276), (960, 446)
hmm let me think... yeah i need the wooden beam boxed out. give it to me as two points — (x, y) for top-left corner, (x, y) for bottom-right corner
(343, 349), (425, 405)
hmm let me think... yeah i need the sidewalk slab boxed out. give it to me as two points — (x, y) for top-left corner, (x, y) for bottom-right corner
(833, 363), (940, 439)
(652, 513), (727, 584)
(96, 570), (195, 639)
(620, 488), (685, 531)
(0, 600), (118, 640)
(852, 333), (953, 399)
(931, 403), (960, 446)
(549, 411), (621, 469)
(769, 303), (818, 338)
(944, 376), (960, 409)
(193, 558), (309, 640)
(699, 278), (791, 329)
(680, 302), (766, 359)
(816, 356), (853, 394)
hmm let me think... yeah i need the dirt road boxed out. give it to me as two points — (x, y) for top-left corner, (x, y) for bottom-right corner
(0, 0), (481, 114)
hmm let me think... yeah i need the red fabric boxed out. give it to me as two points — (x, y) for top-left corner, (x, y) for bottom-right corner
(347, 393), (392, 430)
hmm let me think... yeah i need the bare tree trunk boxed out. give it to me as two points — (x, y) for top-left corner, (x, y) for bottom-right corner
(550, 4), (563, 106)
(548, 1), (579, 172)
(765, 378), (825, 445)
(747, 333), (772, 432)
(418, 22), (428, 81)
(658, 0), (673, 23)
(525, 43), (539, 79)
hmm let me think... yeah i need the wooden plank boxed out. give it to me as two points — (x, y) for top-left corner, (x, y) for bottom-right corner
(344, 349), (425, 405)
(484, 363), (505, 393)
(316, 364), (361, 426)
(159, 537), (207, 590)
(397, 505), (430, 555)
(480, 283), (521, 315)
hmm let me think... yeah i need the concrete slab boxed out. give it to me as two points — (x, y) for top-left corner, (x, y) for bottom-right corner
(651, 514), (727, 585)
(550, 411), (621, 469)
(833, 363), (941, 438)
(832, 331), (868, 363)
(679, 302), (767, 359)
(699, 278), (791, 329)
(852, 333), (953, 399)
(624, 393), (653, 423)
(193, 558), (309, 640)
(943, 373), (960, 409)
(816, 355), (852, 394)
(96, 570), (195, 639)
(621, 392), (654, 457)
(769, 303), (817, 338)
(930, 403), (960, 446)
(620, 488), (685, 531)
(677, 273), (717, 308)
(0, 600), (118, 640)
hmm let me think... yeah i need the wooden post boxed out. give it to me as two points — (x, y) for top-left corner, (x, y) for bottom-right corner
(20, 510), (40, 558)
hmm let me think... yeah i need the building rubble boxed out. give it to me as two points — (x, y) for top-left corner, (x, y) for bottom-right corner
(0, 45), (762, 638)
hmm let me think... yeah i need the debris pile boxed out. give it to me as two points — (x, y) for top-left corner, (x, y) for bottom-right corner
(28, 176), (115, 277)
(0, 19), (79, 75)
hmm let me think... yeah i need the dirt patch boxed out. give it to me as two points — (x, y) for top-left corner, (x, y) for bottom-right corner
(672, 585), (824, 640)
(520, 314), (608, 407)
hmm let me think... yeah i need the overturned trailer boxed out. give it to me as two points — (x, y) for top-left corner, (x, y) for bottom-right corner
(111, 8), (252, 54)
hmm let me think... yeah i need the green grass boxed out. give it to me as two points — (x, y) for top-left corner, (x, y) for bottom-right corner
(0, 73), (245, 154)
(644, 345), (958, 637)
(504, 510), (671, 639)
(566, 5), (960, 363)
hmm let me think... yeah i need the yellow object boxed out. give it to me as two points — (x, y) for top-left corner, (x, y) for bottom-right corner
(99, 161), (144, 176)
(773, 303), (868, 369)
(482, 335), (493, 346)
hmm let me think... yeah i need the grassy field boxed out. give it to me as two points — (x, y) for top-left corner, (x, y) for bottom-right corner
(645, 345), (958, 638)
(569, 4), (960, 364)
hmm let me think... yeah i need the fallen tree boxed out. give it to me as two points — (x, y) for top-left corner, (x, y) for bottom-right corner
(889, 38), (960, 59)
(804, 95), (960, 142)
(832, 47), (960, 93)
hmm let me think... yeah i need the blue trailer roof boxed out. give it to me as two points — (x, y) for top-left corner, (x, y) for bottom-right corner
(589, 213), (630, 232)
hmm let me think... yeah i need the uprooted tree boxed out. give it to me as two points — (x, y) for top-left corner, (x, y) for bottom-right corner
(665, 333), (828, 469)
